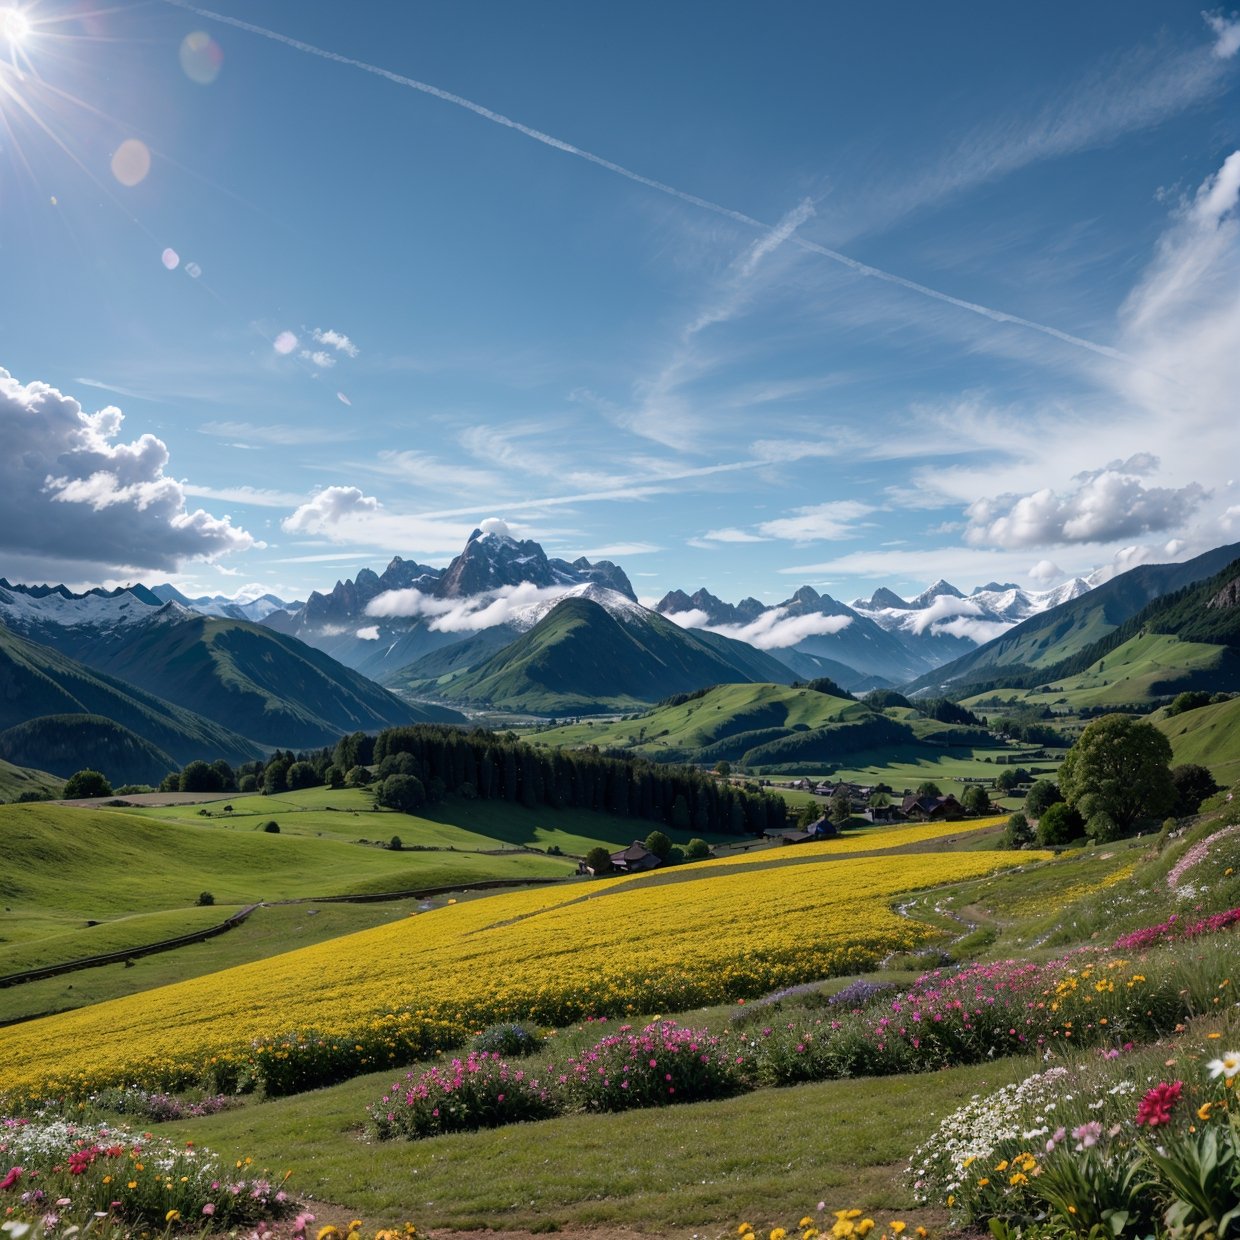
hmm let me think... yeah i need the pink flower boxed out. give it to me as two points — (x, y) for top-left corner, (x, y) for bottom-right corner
(0, 1167), (22, 1191)
(1136, 1081), (1183, 1127)
(1072, 1121), (1102, 1149)
(203, 1204), (216, 1216)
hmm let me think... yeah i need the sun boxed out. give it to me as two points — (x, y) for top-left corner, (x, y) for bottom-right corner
(1, 7), (30, 48)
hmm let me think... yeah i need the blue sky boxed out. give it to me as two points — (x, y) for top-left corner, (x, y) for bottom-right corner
(1, 1), (1238, 607)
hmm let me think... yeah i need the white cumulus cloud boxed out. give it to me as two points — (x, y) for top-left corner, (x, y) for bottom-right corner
(312, 328), (359, 357)
(964, 463), (1207, 550)
(0, 368), (257, 573)
(282, 486), (381, 534)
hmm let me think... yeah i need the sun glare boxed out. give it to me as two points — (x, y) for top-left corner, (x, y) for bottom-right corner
(1, 7), (30, 48)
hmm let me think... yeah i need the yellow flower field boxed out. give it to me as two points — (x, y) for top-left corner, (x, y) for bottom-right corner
(698, 815), (1011, 869)
(0, 846), (1036, 1102)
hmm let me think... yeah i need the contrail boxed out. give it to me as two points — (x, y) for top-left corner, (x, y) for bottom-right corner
(161, 0), (1126, 362)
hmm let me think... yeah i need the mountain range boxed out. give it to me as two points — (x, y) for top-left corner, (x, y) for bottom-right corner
(4, 532), (1238, 756)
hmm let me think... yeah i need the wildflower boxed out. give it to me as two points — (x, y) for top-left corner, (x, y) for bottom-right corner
(889, 1226), (905, 1236)
(318, 1227), (343, 1240)
(1207, 1052), (1240, 1079)
(202, 1205), (216, 1217)
(1072, 1121), (1102, 1149)
(1136, 1081), (1183, 1127)
(738, 1225), (754, 1235)
(800, 1220), (814, 1230)
(165, 1210), (181, 1223)
(1198, 1102), (1214, 1121)
(0, 1169), (22, 1192)
(771, 1229), (788, 1240)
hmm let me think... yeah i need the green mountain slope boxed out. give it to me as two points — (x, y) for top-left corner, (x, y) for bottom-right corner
(398, 597), (797, 714)
(526, 680), (988, 771)
(81, 615), (463, 746)
(0, 756), (62, 802)
(0, 714), (176, 785)
(0, 622), (261, 768)
(1155, 695), (1240, 786)
(960, 558), (1240, 709)
(906, 541), (1240, 696)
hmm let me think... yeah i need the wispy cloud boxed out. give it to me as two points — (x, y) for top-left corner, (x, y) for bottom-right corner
(164, 0), (1126, 361)
(837, 14), (1240, 240)
(696, 500), (875, 547)
(183, 483), (307, 508)
(200, 420), (353, 446)
(312, 327), (359, 357)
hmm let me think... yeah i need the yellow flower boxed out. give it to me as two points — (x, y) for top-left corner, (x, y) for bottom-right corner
(978, 1178), (990, 1188)
(889, 1225), (905, 1235)
(165, 1211), (181, 1224)
(128, 1181), (138, 1189)
(831, 1224), (854, 1239)
(1198, 1102), (1214, 1121)
(915, 1230), (928, 1239)
(994, 1160), (1008, 1172)
(800, 1220), (815, 1230)
(350, 1224), (363, 1234)
(739, 1225), (754, 1236)
(1009, 1172), (1028, 1186)
(318, 1228), (343, 1240)
(856, 1222), (875, 1238)
(771, 1229), (788, 1240)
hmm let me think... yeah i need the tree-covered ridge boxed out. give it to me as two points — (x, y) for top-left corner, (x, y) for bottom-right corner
(361, 724), (789, 836)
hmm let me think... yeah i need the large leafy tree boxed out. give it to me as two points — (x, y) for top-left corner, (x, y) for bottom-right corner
(1058, 714), (1175, 831)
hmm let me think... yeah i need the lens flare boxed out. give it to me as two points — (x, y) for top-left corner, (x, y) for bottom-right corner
(179, 30), (223, 85)
(110, 138), (151, 187)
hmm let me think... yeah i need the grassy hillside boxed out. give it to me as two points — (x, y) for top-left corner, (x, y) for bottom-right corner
(393, 597), (795, 714)
(84, 615), (462, 747)
(962, 632), (1240, 713)
(906, 541), (1240, 696)
(527, 681), (1005, 774)
(1155, 694), (1240, 785)
(0, 621), (262, 767)
(528, 682), (868, 756)
(0, 800), (574, 970)
(0, 756), (61, 802)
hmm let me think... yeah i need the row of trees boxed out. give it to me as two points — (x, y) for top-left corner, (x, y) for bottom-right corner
(362, 725), (788, 835)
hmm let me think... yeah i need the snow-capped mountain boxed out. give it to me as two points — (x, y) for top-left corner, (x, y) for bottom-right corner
(262, 528), (639, 679)
(849, 577), (1093, 649)
(151, 584), (304, 623)
(0, 580), (186, 657)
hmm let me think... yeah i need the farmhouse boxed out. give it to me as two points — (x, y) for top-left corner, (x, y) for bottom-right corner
(900, 792), (965, 821)
(609, 840), (662, 872)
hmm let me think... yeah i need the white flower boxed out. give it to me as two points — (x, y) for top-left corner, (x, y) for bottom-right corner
(1207, 1051), (1240, 1079)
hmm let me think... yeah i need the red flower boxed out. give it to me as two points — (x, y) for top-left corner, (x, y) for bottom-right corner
(0, 1167), (22, 1191)
(1136, 1080), (1183, 1127)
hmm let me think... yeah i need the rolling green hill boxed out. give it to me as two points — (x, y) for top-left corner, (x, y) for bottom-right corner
(393, 597), (797, 714)
(526, 681), (995, 771)
(81, 615), (464, 747)
(0, 714), (176, 785)
(0, 756), (62, 802)
(1155, 694), (1240, 785)
(0, 621), (262, 768)
(906, 541), (1240, 696)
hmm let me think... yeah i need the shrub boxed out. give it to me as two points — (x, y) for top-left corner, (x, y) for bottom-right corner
(366, 1050), (557, 1140)
(196, 891), (215, 906)
(684, 837), (711, 860)
(584, 845), (613, 874)
(470, 1022), (543, 1057)
(62, 769), (112, 799)
(564, 1020), (745, 1112)
(389, 834), (403, 850)
(262, 819), (280, 833)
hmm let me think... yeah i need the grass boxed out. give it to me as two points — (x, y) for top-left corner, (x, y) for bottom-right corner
(1155, 694), (1240, 785)
(121, 785), (737, 854)
(962, 633), (1238, 712)
(0, 757), (62, 803)
(154, 1032), (1034, 1231)
(0, 901), (436, 1024)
